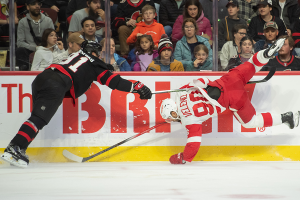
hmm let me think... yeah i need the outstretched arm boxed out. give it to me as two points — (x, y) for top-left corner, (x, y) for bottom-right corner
(169, 124), (202, 164)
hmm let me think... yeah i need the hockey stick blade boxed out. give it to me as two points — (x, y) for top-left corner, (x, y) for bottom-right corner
(247, 67), (276, 84)
(63, 122), (167, 163)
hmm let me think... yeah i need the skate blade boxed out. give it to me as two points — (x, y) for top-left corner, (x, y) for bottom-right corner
(1, 152), (28, 168)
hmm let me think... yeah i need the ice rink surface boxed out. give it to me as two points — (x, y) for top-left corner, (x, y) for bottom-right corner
(1, 161), (300, 200)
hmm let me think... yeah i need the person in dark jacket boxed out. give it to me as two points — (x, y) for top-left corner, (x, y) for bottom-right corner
(248, 0), (286, 42)
(262, 35), (300, 71)
(159, 0), (186, 38)
(41, 0), (68, 23)
(271, 0), (300, 36)
(218, 0), (247, 50)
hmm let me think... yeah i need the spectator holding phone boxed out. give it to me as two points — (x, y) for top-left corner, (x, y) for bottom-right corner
(31, 28), (68, 71)
(68, 0), (105, 39)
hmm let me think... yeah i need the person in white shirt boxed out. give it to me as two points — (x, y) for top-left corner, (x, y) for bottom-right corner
(31, 28), (68, 71)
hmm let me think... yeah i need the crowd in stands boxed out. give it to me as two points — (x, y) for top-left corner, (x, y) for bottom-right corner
(1, 0), (300, 71)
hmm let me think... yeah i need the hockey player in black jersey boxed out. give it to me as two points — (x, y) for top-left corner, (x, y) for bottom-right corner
(0, 33), (152, 168)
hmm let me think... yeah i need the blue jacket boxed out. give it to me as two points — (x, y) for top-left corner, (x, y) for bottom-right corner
(173, 35), (212, 70)
(114, 53), (131, 71)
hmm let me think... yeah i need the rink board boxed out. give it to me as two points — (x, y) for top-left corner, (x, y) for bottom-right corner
(0, 71), (300, 163)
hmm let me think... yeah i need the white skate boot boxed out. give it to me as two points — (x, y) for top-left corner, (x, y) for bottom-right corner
(1, 143), (29, 168)
(281, 111), (300, 129)
(263, 38), (285, 58)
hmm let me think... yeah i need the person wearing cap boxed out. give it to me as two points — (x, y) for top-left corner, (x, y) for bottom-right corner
(16, 0), (55, 71)
(262, 35), (300, 71)
(248, 0), (286, 42)
(218, 0), (247, 51)
(0, 31), (153, 168)
(147, 36), (184, 71)
(254, 21), (279, 53)
(271, 0), (300, 37)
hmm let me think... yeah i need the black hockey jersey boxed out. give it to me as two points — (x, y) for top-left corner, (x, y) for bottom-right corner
(48, 50), (133, 103)
(113, 0), (155, 29)
(262, 55), (300, 71)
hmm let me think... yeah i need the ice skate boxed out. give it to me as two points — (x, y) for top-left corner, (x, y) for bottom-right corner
(263, 38), (285, 58)
(0, 143), (29, 168)
(281, 111), (300, 129)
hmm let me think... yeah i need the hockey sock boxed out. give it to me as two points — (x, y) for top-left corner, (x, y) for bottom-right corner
(243, 113), (282, 128)
(248, 51), (269, 73)
(10, 115), (46, 149)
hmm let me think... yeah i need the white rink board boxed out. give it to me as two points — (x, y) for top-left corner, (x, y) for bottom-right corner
(0, 73), (300, 148)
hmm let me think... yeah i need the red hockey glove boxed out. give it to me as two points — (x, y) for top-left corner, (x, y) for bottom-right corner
(169, 153), (186, 164)
(132, 81), (152, 99)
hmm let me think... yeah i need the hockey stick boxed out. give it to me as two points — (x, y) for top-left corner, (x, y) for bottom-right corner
(152, 89), (187, 94)
(247, 67), (276, 84)
(152, 68), (276, 95)
(63, 122), (167, 163)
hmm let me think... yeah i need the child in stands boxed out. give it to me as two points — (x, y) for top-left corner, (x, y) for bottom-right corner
(126, 4), (165, 47)
(133, 35), (158, 71)
(186, 44), (212, 71)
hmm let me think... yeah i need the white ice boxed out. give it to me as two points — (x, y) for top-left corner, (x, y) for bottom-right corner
(1, 161), (300, 200)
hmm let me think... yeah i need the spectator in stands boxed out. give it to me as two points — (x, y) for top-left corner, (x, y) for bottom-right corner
(113, 0), (155, 56)
(226, 35), (254, 70)
(272, 0), (300, 36)
(31, 28), (67, 71)
(133, 34), (158, 71)
(254, 21), (279, 53)
(66, 0), (118, 23)
(262, 35), (300, 71)
(41, 0), (68, 23)
(219, 24), (248, 69)
(174, 18), (212, 70)
(99, 38), (132, 71)
(248, 0), (286, 42)
(16, 0), (54, 71)
(237, 0), (259, 23)
(159, 0), (186, 38)
(68, 0), (105, 39)
(218, 0), (247, 51)
(292, 19), (300, 56)
(127, 5), (165, 47)
(172, 0), (212, 45)
(81, 17), (100, 42)
(147, 36), (184, 71)
(185, 44), (212, 71)
(0, 0), (18, 36)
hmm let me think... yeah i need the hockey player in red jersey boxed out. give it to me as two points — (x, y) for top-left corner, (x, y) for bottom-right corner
(160, 38), (300, 164)
(1, 33), (152, 168)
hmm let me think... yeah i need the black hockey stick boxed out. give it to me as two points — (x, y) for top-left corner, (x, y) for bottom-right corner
(63, 122), (167, 162)
(247, 67), (276, 84)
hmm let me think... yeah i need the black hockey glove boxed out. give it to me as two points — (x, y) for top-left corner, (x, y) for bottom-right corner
(132, 81), (152, 99)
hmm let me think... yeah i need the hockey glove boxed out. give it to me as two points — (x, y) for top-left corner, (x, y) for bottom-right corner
(169, 153), (186, 164)
(132, 81), (152, 99)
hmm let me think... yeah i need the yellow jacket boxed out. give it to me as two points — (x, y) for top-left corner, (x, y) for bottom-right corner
(147, 58), (184, 71)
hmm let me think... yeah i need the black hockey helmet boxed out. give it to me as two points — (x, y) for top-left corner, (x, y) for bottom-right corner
(81, 40), (102, 57)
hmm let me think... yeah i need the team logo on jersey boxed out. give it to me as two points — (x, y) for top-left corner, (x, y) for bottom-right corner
(131, 11), (142, 21)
